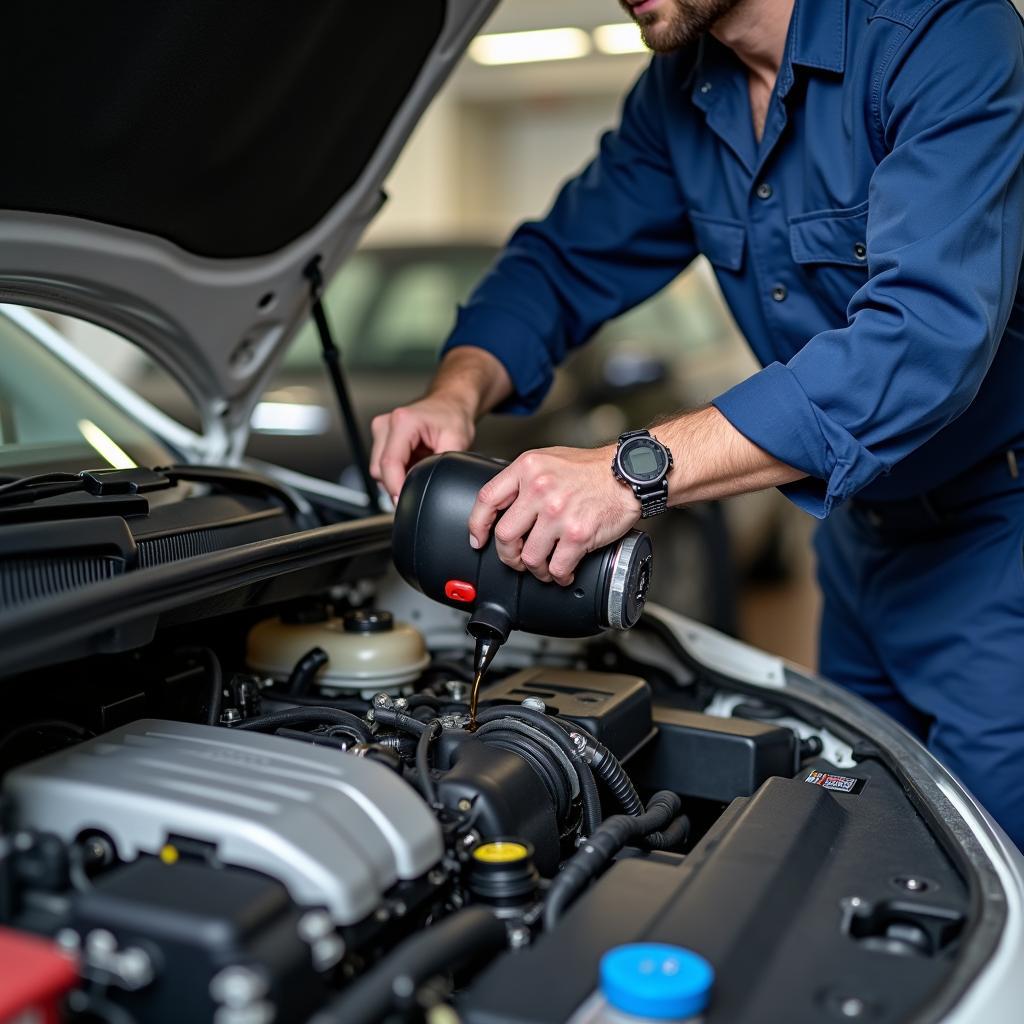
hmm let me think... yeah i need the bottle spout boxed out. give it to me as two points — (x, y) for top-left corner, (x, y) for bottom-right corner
(473, 633), (502, 680)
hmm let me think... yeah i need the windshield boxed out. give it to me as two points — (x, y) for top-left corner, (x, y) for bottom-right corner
(0, 310), (175, 477)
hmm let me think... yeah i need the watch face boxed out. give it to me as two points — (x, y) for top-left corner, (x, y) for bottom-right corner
(616, 436), (667, 485)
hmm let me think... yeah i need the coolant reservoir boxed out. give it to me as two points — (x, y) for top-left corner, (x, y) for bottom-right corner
(246, 609), (429, 697)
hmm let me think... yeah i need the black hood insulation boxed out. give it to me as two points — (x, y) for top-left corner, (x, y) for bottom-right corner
(0, 1), (446, 257)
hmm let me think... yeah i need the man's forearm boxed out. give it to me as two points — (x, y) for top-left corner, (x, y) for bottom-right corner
(429, 347), (514, 420)
(658, 405), (806, 504)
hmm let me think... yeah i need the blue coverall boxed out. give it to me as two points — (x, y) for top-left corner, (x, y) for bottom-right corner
(441, 0), (1024, 846)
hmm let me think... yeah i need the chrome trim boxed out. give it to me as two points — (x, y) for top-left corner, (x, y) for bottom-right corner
(605, 531), (643, 630)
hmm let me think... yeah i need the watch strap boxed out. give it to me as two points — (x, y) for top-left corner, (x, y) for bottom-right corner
(634, 481), (669, 518)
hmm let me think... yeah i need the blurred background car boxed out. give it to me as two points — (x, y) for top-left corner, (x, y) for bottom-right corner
(92, 240), (792, 629)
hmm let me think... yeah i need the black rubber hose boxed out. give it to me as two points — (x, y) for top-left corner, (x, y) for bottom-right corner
(547, 716), (642, 820)
(288, 646), (329, 696)
(646, 814), (691, 852)
(374, 735), (418, 761)
(175, 647), (224, 726)
(481, 734), (571, 820)
(475, 722), (575, 823)
(309, 907), (507, 1024)
(373, 706), (431, 736)
(415, 720), (442, 808)
(476, 707), (603, 834)
(543, 791), (683, 930)
(588, 742), (643, 817)
(231, 707), (372, 743)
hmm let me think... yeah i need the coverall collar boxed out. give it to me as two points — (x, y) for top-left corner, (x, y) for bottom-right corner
(689, 0), (848, 174)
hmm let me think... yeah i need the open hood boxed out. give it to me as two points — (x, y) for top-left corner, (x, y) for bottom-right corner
(0, 0), (498, 460)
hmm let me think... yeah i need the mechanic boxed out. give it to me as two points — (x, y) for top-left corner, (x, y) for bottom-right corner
(370, 0), (1024, 848)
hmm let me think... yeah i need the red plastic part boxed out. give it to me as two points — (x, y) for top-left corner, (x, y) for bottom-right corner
(0, 927), (78, 1024)
(444, 579), (477, 603)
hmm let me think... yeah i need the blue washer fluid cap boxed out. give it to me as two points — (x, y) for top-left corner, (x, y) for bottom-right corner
(600, 944), (714, 1020)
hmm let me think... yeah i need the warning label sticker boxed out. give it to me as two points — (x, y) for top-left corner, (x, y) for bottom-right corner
(804, 769), (865, 794)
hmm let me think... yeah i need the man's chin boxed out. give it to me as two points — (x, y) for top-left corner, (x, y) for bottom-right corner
(633, 16), (684, 53)
(638, 20), (682, 54)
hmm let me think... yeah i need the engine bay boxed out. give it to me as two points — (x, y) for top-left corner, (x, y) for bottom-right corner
(0, 583), (975, 1024)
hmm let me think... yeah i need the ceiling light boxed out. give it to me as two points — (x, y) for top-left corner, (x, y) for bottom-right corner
(593, 22), (648, 55)
(469, 27), (592, 66)
(251, 401), (331, 436)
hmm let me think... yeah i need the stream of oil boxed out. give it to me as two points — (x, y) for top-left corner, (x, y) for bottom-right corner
(467, 670), (484, 732)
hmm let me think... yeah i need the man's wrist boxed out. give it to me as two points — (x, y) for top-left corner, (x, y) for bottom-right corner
(430, 346), (514, 420)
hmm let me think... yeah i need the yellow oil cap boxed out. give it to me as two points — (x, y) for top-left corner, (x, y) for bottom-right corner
(159, 844), (180, 865)
(472, 841), (530, 864)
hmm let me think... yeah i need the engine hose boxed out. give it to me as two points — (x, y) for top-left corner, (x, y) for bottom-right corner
(548, 718), (643, 819)
(308, 906), (507, 1024)
(231, 707), (372, 743)
(587, 742), (643, 817)
(374, 734), (418, 760)
(474, 721), (575, 823)
(476, 707), (603, 835)
(372, 706), (430, 736)
(646, 813), (691, 852)
(542, 791), (684, 931)
(480, 735), (571, 822)
(175, 646), (223, 726)
(477, 723), (574, 817)
(415, 720), (443, 808)
(287, 646), (329, 696)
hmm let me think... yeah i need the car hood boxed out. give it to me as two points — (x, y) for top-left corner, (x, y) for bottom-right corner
(0, 0), (497, 460)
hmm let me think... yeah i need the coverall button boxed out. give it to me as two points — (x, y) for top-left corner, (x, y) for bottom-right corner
(756, 182), (773, 200)
(853, 241), (867, 261)
(771, 284), (788, 302)
(699, 82), (712, 94)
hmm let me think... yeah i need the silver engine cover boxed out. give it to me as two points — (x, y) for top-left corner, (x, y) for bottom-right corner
(4, 719), (443, 925)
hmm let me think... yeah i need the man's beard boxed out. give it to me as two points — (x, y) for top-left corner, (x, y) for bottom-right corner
(622, 0), (745, 54)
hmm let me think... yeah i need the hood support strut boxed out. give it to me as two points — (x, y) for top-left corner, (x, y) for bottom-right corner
(305, 258), (383, 514)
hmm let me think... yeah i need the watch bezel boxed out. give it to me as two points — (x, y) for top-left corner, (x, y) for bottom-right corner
(614, 434), (670, 487)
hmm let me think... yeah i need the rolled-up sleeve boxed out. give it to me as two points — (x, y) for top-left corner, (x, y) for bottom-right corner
(442, 61), (698, 414)
(713, 0), (1024, 517)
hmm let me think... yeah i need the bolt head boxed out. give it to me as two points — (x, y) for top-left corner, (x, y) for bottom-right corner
(393, 697), (410, 711)
(119, 948), (154, 988)
(520, 696), (547, 713)
(86, 929), (116, 956)
(210, 966), (268, 1008)
(895, 876), (928, 893)
(298, 910), (334, 942)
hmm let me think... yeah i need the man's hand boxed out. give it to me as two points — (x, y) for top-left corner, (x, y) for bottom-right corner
(468, 445), (639, 586)
(370, 347), (513, 501)
(370, 395), (475, 502)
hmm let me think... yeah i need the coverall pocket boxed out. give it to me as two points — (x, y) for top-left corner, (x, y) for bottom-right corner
(689, 211), (746, 272)
(789, 201), (870, 268)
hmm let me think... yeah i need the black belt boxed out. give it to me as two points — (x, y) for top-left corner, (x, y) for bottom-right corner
(850, 449), (1023, 531)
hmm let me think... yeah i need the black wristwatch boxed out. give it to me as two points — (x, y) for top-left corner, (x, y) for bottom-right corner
(611, 429), (674, 518)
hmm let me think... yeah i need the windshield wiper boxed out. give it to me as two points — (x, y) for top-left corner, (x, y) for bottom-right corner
(0, 468), (171, 509)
